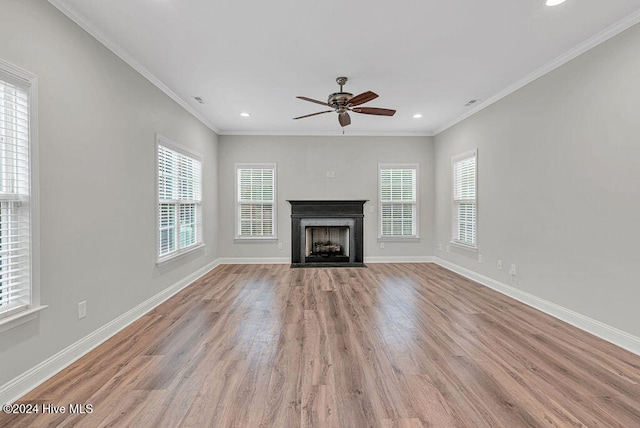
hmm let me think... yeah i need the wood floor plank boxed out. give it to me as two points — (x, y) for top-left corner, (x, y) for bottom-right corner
(3, 263), (640, 427)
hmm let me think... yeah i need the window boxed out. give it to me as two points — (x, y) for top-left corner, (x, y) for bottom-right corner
(379, 164), (418, 239)
(236, 164), (276, 240)
(157, 135), (203, 262)
(0, 60), (40, 324)
(452, 150), (477, 248)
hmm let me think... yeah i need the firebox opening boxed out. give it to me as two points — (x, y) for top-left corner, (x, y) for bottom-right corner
(305, 226), (349, 258)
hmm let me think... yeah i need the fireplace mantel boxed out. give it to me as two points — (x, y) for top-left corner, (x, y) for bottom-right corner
(288, 200), (367, 268)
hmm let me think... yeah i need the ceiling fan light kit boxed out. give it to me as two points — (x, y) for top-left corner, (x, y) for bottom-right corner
(294, 77), (396, 128)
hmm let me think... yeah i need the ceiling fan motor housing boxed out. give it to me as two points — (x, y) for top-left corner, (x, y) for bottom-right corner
(328, 92), (353, 111)
(329, 76), (352, 112)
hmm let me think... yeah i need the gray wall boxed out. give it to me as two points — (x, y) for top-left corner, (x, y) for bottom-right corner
(0, 0), (219, 386)
(434, 22), (640, 337)
(218, 135), (435, 261)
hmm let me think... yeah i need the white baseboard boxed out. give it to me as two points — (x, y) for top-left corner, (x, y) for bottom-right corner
(216, 257), (290, 265)
(217, 256), (437, 265)
(0, 259), (222, 405)
(365, 256), (434, 264)
(432, 257), (640, 356)
(218, 256), (436, 264)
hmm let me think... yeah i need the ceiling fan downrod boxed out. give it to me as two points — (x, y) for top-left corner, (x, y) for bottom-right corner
(336, 76), (348, 92)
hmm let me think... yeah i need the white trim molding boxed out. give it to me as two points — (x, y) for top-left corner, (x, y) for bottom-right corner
(434, 9), (640, 135)
(220, 130), (433, 137)
(216, 257), (290, 265)
(0, 306), (48, 334)
(46, 2), (640, 139)
(234, 163), (277, 241)
(378, 163), (420, 240)
(365, 256), (434, 264)
(0, 59), (43, 330)
(432, 257), (640, 356)
(156, 134), (204, 264)
(47, 0), (220, 135)
(0, 259), (221, 405)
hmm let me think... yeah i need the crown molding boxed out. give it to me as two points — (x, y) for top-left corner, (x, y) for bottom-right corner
(220, 130), (434, 137)
(47, 1), (640, 139)
(434, 8), (640, 136)
(47, 0), (221, 135)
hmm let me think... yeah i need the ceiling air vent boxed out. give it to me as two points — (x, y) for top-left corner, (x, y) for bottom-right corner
(193, 96), (206, 104)
(464, 99), (478, 107)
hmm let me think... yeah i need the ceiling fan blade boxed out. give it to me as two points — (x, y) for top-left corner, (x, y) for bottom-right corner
(338, 112), (351, 127)
(349, 91), (378, 107)
(352, 107), (396, 116)
(296, 96), (330, 107)
(293, 110), (332, 120)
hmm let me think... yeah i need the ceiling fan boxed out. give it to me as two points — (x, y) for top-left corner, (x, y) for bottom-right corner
(294, 77), (396, 127)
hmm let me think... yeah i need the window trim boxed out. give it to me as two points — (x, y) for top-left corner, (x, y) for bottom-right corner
(234, 163), (277, 241)
(0, 58), (46, 332)
(155, 134), (204, 265)
(378, 163), (419, 241)
(451, 149), (478, 250)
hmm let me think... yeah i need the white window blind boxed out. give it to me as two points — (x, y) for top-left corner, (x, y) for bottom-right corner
(379, 165), (418, 238)
(0, 73), (31, 319)
(236, 164), (276, 239)
(157, 137), (202, 261)
(452, 150), (477, 247)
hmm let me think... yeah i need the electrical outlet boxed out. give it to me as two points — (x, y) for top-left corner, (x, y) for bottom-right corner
(78, 301), (87, 319)
(325, 171), (335, 178)
(437, 243), (443, 251)
(446, 245), (451, 253)
(380, 242), (385, 249)
(478, 254), (483, 264)
(497, 260), (503, 270)
(510, 264), (517, 276)
(278, 242), (283, 250)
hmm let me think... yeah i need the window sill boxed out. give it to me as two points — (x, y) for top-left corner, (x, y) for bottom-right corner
(449, 241), (478, 252)
(378, 236), (420, 242)
(0, 305), (48, 334)
(156, 243), (206, 267)
(234, 237), (278, 243)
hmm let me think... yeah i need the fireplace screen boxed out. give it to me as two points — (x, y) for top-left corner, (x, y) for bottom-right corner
(305, 226), (350, 258)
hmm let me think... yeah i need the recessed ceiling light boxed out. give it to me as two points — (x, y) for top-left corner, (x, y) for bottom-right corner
(413, 113), (422, 119)
(546, 0), (566, 6)
(240, 112), (251, 117)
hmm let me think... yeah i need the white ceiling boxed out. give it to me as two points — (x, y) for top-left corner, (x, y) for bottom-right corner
(49, 0), (640, 136)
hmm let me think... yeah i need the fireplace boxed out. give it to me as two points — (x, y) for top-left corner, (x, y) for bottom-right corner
(288, 200), (366, 267)
(306, 226), (349, 261)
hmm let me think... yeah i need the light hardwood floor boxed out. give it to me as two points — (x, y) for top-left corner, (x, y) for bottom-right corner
(3, 263), (640, 427)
